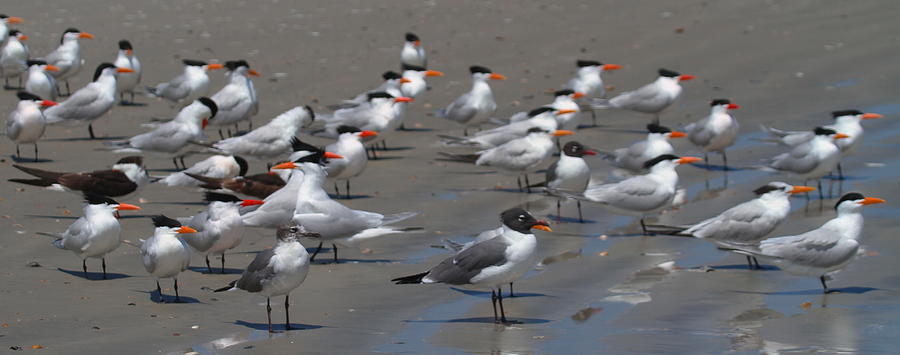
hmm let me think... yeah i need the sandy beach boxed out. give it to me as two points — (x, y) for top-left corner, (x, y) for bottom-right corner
(2, 0), (900, 353)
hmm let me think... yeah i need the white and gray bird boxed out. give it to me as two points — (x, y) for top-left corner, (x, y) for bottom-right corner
(0, 29), (29, 88)
(685, 99), (740, 168)
(334, 71), (406, 109)
(6, 91), (56, 161)
(540, 141), (597, 222)
(599, 123), (687, 173)
(44, 63), (134, 139)
(146, 59), (223, 106)
(440, 107), (575, 149)
(214, 223), (318, 333)
(563, 60), (622, 101)
(437, 65), (506, 135)
(0, 14), (24, 44)
(212, 106), (315, 160)
(138, 215), (197, 303)
(113, 40), (141, 104)
(724, 192), (884, 293)
(10, 156), (148, 199)
(400, 64), (444, 100)
(767, 126), (849, 194)
(400, 32), (426, 69)
(311, 91), (413, 139)
(156, 155), (248, 187)
(209, 60), (260, 136)
(41, 28), (94, 96)
(393, 208), (551, 324)
(592, 68), (694, 124)
(508, 90), (583, 130)
(180, 192), (264, 273)
(324, 125), (378, 198)
(24, 60), (58, 101)
(44, 194), (140, 279)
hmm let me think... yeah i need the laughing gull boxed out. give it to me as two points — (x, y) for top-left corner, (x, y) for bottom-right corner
(536, 141), (596, 222)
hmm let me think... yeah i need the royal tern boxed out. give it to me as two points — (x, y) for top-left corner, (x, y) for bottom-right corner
(685, 99), (740, 168)
(138, 215), (197, 303)
(209, 60), (260, 136)
(599, 123), (686, 173)
(647, 182), (815, 268)
(42, 193), (140, 279)
(0, 14), (24, 45)
(42, 28), (94, 96)
(180, 192), (263, 273)
(113, 40), (141, 104)
(723, 192), (884, 293)
(0, 29), (29, 88)
(214, 223), (318, 332)
(560, 154), (701, 233)
(592, 68), (694, 124)
(24, 60), (58, 101)
(538, 141), (597, 222)
(439, 128), (574, 191)
(6, 91), (56, 161)
(508, 90), (583, 129)
(392, 208), (551, 324)
(563, 60), (622, 101)
(10, 156), (148, 198)
(400, 64), (444, 100)
(107, 97), (217, 168)
(187, 171), (286, 199)
(767, 127), (849, 196)
(310, 92), (412, 143)
(400, 32), (426, 69)
(437, 65), (506, 135)
(146, 59), (224, 106)
(156, 155), (248, 187)
(211, 106), (315, 160)
(43, 63), (134, 139)
(324, 125), (377, 198)
(440, 106), (574, 149)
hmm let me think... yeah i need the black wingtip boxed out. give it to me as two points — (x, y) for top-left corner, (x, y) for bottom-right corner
(214, 280), (237, 292)
(391, 271), (429, 284)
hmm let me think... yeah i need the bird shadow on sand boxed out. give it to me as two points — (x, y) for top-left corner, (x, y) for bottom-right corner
(57, 268), (131, 280)
(137, 289), (203, 304)
(689, 163), (746, 172)
(146, 168), (183, 173)
(310, 258), (396, 265)
(147, 201), (207, 206)
(547, 215), (598, 224)
(9, 156), (53, 163)
(188, 266), (244, 275)
(24, 214), (80, 220)
(449, 287), (549, 299)
(368, 155), (404, 161)
(735, 286), (878, 296)
(44, 136), (127, 142)
(709, 264), (780, 271)
(405, 317), (551, 324)
(233, 320), (325, 332)
(378, 146), (414, 152)
(119, 101), (148, 107)
(329, 194), (373, 200)
(397, 127), (435, 132)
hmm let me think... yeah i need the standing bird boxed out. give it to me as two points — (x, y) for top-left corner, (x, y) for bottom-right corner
(187, 170), (287, 199)
(139, 215), (197, 303)
(767, 127), (849, 197)
(0, 14), (24, 44)
(214, 223), (318, 333)
(400, 32), (426, 69)
(437, 65), (506, 135)
(113, 40), (141, 104)
(43, 63), (134, 139)
(392, 208), (551, 324)
(592, 68), (694, 124)
(563, 60), (622, 126)
(310, 92), (412, 153)
(156, 155), (248, 187)
(440, 107), (571, 149)
(6, 91), (56, 161)
(146, 59), (224, 106)
(1, 29), (29, 88)
(647, 182), (815, 268)
(181, 192), (264, 273)
(42, 28), (94, 96)
(211, 106), (315, 161)
(24, 60), (58, 101)
(333, 71), (406, 109)
(561, 154), (701, 233)
(539, 141), (597, 222)
(509, 90), (584, 130)
(10, 156), (148, 199)
(599, 123), (686, 173)
(685, 99), (740, 168)
(724, 193), (884, 293)
(107, 98), (217, 169)
(400, 64), (444, 100)
(324, 125), (377, 198)
(763, 110), (883, 179)
(209, 60), (260, 137)
(44, 194), (140, 279)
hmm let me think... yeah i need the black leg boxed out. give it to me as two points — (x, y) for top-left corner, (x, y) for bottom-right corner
(248, 120), (253, 130)
(234, 123), (239, 135)
(334, 181), (340, 198)
(837, 163), (844, 180)
(654, 114), (660, 125)
(266, 297), (273, 333)
(640, 218), (648, 235)
(174, 278), (181, 302)
(221, 253), (225, 274)
(205, 255), (212, 273)
(509, 283), (515, 297)
(820, 275), (830, 294)
(556, 199), (562, 222)
(180, 156), (186, 170)
(722, 151), (729, 170)
(516, 176), (522, 192)
(332, 243), (338, 263)
(497, 287), (508, 323)
(65, 81), (71, 96)
(590, 109), (597, 126)
(88, 124), (96, 139)
(285, 294), (292, 330)
(746, 255), (754, 269)
(346, 179), (351, 199)
(704, 153), (709, 164)
(463, 127), (468, 137)
(753, 257), (760, 269)
(15, 144), (20, 159)
(33, 144), (38, 162)
(491, 289), (499, 323)
(218, 129), (225, 140)
(102, 258), (107, 279)
(226, 128), (232, 138)
(82, 259), (88, 279)
(310, 241), (323, 262)
(157, 280), (163, 302)
(577, 200), (584, 223)
(172, 157), (180, 170)
(817, 179), (823, 200)
(524, 175), (531, 193)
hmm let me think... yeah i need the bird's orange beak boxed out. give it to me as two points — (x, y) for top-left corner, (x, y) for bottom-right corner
(201, 118), (209, 129)
(324, 152), (344, 159)
(206, 63), (224, 70)
(603, 64), (623, 71)
(78, 32), (94, 39)
(668, 131), (687, 138)
(790, 186), (816, 194)
(833, 133), (850, 140)
(861, 197), (886, 205)
(399, 77), (412, 83)
(556, 109), (578, 115)
(678, 157), (702, 164)
(241, 199), (265, 207)
(551, 130), (575, 136)
(394, 97), (414, 103)
(359, 130), (378, 138)
(414, 40), (421, 47)
(678, 74), (695, 81)
(6, 17), (23, 24)
(727, 103), (740, 110)
(115, 203), (141, 211)
(177, 226), (198, 234)
(862, 113), (883, 120)
(40, 100), (58, 107)
(44, 65), (60, 72)
(425, 70), (444, 77)
(18, 35), (28, 41)
(116, 67), (135, 73)
(571, 92), (585, 99)
(489, 73), (506, 80)
(126, 49), (133, 56)
(272, 162), (297, 170)
(531, 221), (553, 232)
(248, 69), (261, 77)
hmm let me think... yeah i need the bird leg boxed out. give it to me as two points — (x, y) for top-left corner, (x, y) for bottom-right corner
(266, 297), (273, 333)
(524, 175), (532, 193)
(704, 153), (709, 165)
(497, 287), (508, 323)
(172, 157), (180, 170)
(221, 253), (226, 274)
(509, 283), (515, 297)
(722, 151), (729, 171)
(156, 280), (163, 302)
(381, 140), (388, 151)
(310, 241), (323, 262)
(746, 255), (754, 269)
(102, 258), (107, 279)
(82, 259), (88, 279)
(516, 176), (523, 192)
(556, 199), (562, 222)
(491, 289), (499, 323)
(218, 129), (225, 140)
(88, 124), (96, 139)
(640, 218), (648, 235)
(654, 114), (660, 125)
(34, 144), (38, 162)
(463, 127), (468, 137)
(285, 294), (292, 330)
(837, 163), (844, 180)
(346, 179), (351, 199)
(180, 156), (187, 170)
(174, 278), (181, 302)
(334, 181), (341, 198)
(130, 91), (136, 104)
(65, 81), (71, 96)
(332, 243), (339, 263)
(820, 275), (831, 294)
(234, 123), (239, 136)
(15, 144), (20, 159)
(753, 257), (760, 270)
(205, 255), (212, 273)
(248, 120), (253, 131)
(817, 179), (824, 200)
(577, 200), (584, 223)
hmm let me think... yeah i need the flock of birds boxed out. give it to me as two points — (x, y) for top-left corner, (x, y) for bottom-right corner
(0, 14), (889, 332)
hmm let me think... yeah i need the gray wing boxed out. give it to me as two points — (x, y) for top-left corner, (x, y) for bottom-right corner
(5, 112), (22, 140)
(235, 248), (277, 293)
(443, 92), (476, 123)
(155, 73), (190, 100)
(425, 237), (509, 285)
(45, 86), (106, 122)
(584, 175), (659, 204)
(609, 82), (663, 110)
(686, 200), (776, 242)
(545, 159), (559, 185)
(759, 229), (858, 268)
(687, 117), (714, 147)
(771, 142), (817, 173)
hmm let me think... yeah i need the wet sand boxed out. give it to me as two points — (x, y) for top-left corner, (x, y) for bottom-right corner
(2, 0), (900, 353)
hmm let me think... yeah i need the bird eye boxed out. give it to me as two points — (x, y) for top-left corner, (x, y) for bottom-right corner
(289, 227), (299, 233)
(518, 215), (526, 221)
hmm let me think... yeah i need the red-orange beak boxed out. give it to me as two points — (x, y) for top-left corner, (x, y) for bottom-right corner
(790, 186), (816, 194)
(603, 64), (623, 71)
(272, 161), (297, 169)
(399, 77), (412, 84)
(571, 92), (585, 99)
(40, 100), (58, 107)
(241, 199), (265, 207)
(201, 118), (209, 129)
(584, 150), (598, 156)
(678, 74), (695, 81)
(359, 130), (378, 138)
(862, 113), (883, 120)
(414, 40), (421, 47)
(248, 69), (261, 77)
(78, 32), (94, 39)
(669, 131), (687, 138)
(551, 130), (575, 137)
(126, 49), (133, 56)
(678, 156), (702, 164)
(6, 17), (23, 25)
(206, 63), (224, 70)
(833, 133), (850, 140)
(177, 226), (198, 234)
(116, 67), (135, 73)
(324, 152), (344, 159)
(727, 103), (740, 110)
(425, 70), (444, 77)
(556, 109), (578, 115)
(44, 65), (60, 72)
(17, 34), (28, 41)
(861, 197), (886, 205)
(531, 220), (553, 232)
(489, 73), (506, 80)
(394, 96), (414, 103)
(115, 203), (141, 211)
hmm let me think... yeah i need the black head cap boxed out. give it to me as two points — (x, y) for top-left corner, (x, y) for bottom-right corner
(84, 193), (118, 205)
(197, 97), (218, 118)
(577, 60), (602, 67)
(646, 123), (672, 134)
(470, 65), (492, 74)
(290, 136), (319, 153)
(233, 156), (249, 176)
(753, 183), (786, 195)
(16, 91), (42, 101)
(813, 126), (837, 136)
(562, 141), (588, 157)
(658, 68), (680, 77)
(402, 64), (426, 72)
(294, 149), (326, 165)
(61, 28), (80, 44)
(405, 32), (420, 42)
(116, 156), (143, 166)
(182, 59), (207, 67)
(118, 40), (132, 50)
(500, 208), (545, 234)
(336, 125), (362, 135)
(831, 109), (863, 118)
(554, 89), (575, 97)
(152, 215), (182, 228)
(643, 154), (679, 169)
(0, 15), (8, 19)
(8, 29), (20, 37)
(26, 59), (47, 67)
(527, 106), (555, 117)
(526, 127), (547, 134)
(204, 192), (242, 204)
(835, 192), (865, 210)
(382, 71), (402, 80)
(710, 99), (731, 106)
(367, 91), (394, 101)
(92, 62), (117, 81)
(304, 105), (315, 121)
(277, 223), (320, 241)
(225, 60), (250, 71)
